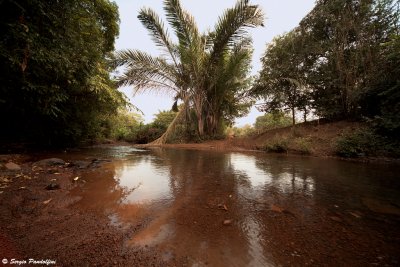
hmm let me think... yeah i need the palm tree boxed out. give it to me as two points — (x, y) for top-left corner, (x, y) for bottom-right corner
(114, 0), (264, 144)
(205, 37), (256, 135)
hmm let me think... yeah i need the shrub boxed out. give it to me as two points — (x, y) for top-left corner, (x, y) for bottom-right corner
(295, 137), (312, 155)
(264, 138), (289, 153)
(107, 111), (143, 142)
(335, 130), (373, 157)
(334, 129), (400, 158)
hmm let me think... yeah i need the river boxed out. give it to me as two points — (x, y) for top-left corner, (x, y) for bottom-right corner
(61, 146), (399, 266)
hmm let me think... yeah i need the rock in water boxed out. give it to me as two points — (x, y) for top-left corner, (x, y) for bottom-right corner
(223, 219), (232, 225)
(271, 204), (284, 213)
(5, 162), (21, 171)
(33, 158), (65, 167)
(71, 160), (91, 169)
(330, 216), (343, 222)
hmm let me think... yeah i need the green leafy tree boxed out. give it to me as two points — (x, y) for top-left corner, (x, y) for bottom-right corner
(369, 34), (400, 137)
(107, 110), (143, 141)
(252, 30), (310, 125)
(254, 111), (292, 132)
(152, 110), (177, 130)
(254, 0), (399, 133)
(114, 0), (264, 143)
(298, 0), (399, 119)
(0, 0), (124, 145)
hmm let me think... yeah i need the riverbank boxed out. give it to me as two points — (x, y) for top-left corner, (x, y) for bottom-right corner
(0, 155), (169, 266)
(139, 120), (399, 163)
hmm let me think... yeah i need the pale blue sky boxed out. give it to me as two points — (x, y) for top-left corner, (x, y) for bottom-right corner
(114, 0), (316, 126)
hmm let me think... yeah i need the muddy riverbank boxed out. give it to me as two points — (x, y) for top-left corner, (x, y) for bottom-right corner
(0, 154), (172, 266)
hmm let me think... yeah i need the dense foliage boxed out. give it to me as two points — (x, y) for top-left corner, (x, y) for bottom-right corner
(133, 110), (178, 144)
(253, 0), (399, 136)
(226, 111), (291, 137)
(0, 0), (125, 145)
(254, 112), (292, 132)
(113, 109), (182, 144)
(114, 0), (264, 143)
(106, 110), (143, 142)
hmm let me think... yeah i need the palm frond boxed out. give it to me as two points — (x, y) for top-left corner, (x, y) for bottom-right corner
(137, 7), (179, 66)
(210, 0), (264, 62)
(114, 49), (181, 94)
(163, 0), (200, 47)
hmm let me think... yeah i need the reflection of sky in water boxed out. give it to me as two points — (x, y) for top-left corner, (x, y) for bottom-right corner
(230, 153), (272, 187)
(242, 215), (273, 267)
(230, 153), (315, 195)
(115, 158), (172, 204)
(112, 152), (316, 205)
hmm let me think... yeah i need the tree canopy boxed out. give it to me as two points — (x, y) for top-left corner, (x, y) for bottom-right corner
(253, 0), (399, 134)
(0, 0), (125, 145)
(254, 112), (292, 132)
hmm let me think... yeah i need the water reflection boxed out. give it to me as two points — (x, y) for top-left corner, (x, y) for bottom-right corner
(69, 147), (400, 266)
(230, 153), (272, 187)
(115, 156), (172, 204)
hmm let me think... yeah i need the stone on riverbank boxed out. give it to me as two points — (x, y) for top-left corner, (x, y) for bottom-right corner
(5, 162), (21, 171)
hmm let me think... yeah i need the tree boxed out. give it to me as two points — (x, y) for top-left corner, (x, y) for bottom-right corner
(0, 0), (125, 145)
(252, 30), (311, 125)
(152, 110), (177, 130)
(114, 0), (264, 143)
(298, 0), (399, 119)
(254, 111), (292, 132)
(369, 34), (400, 137)
(206, 37), (256, 134)
(254, 0), (399, 130)
(107, 110), (143, 141)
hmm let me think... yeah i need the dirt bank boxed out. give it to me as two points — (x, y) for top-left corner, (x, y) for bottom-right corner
(0, 156), (185, 266)
(142, 120), (398, 163)
(139, 120), (359, 153)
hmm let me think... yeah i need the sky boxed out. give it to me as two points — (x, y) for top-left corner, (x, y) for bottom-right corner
(114, 0), (316, 126)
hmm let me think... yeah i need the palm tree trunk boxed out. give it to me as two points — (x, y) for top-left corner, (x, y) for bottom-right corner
(292, 107), (296, 126)
(150, 104), (185, 145)
(150, 96), (189, 145)
(198, 116), (204, 136)
(205, 111), (218, 136)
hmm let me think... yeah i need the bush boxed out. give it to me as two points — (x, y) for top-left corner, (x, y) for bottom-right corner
(133, 125), (164, 144)
(335, 129), (400, 158)
(335, 130), (374, 157)
(294, 137), (312, 155)
(264, 138), (289, 153)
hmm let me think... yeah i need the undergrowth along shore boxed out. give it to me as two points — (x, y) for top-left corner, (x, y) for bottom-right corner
(230, 120), (400, 159)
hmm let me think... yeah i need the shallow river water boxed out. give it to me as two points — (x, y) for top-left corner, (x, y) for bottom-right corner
(65, 146), (399, 266)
